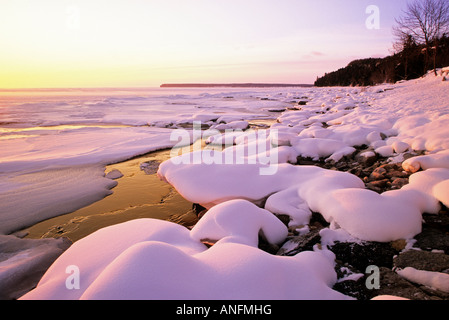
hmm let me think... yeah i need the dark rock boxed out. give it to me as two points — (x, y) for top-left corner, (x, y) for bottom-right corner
(333, 263), (371, 300)
(309, 211), (330, 229)
(394, 250), (449, 272)
(298, 101), (308, 106)
(414, 226), (449, 254)
(274, 214), (291, 227)
(422, 209), (449, 232)
(391, 177), (409, 189)
(369, 167), (387, 180)
(333, 277), (371, 300)
(258, 236), (280, 255)
(365, 183), (382, 193)
(370, 267), (437, 300)
(367, 179), (390, 189)
(139, 160), (161, 175)
(355, 153), (378, 167)
(193, 203), (208, 219)
(330, 241), (398, 272)
(296, 156), (322, 166)
(415, 284), (449, 300)
(276, 228), (321, 256)
(386, 170), (409, 179)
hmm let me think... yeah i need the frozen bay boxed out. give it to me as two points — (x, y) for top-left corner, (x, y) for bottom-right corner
(1, 73), (449, 300)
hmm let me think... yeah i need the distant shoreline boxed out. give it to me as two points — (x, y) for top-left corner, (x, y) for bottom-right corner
(160, 83), (314, 88)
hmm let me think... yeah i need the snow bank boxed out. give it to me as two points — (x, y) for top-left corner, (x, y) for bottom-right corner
(402, 150), (449, 173)
(21, 217), (348, 300)
(158, 150), (427, 242)
(190, 199), (288, 247)
(157, 73), (449, 243)
(20, 219), (207, 300)
(434, 179), (449, 207)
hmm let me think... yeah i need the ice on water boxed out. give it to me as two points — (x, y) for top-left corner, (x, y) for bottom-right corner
(4, 72), (449, 300)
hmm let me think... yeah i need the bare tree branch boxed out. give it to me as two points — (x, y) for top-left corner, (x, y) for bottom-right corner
(393, 0), (449, 74)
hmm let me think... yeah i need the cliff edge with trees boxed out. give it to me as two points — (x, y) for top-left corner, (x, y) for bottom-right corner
(315, 0), (449, 87)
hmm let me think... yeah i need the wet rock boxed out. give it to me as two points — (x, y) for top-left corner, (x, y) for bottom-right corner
(139, 160), (161, 175)
(268, 108), (286, 113)
(105, 169), (123, 180)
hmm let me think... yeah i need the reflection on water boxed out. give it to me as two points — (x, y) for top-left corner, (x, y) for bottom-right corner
(23, 149), (198, 243)
(0, 124), (133, 133)
(0, 124), (135, 140)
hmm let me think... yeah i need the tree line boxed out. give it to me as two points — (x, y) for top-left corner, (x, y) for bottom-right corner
(315, 0), (449, 87)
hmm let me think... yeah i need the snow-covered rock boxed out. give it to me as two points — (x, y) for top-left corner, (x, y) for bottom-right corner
(20, 217), (349, 300)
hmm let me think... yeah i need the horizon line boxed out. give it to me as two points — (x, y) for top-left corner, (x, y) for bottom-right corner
(160, 83), (314, 88)
(0, 83), (315, 91)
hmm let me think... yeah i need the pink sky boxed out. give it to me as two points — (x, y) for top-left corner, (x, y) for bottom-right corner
(0, 0), (410, 88)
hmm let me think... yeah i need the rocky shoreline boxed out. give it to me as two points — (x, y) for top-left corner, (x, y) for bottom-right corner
(192, 146), (449, 300)
(9, 77), (449, 300)
(277, 153), (448, 300)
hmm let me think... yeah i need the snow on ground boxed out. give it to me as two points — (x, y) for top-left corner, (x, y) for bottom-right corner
(21, 203), (348, 300)
(158, 72), (449, 243)
(396, 267), (449, 293)
(8, 71), (449, 299)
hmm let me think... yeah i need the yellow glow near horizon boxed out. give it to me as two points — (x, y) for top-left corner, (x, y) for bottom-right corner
(0, 0), (407, 88)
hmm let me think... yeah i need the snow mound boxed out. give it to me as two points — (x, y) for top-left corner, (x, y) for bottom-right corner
(190, 199), (288, 247)
(20, 217), (348, 300)
(396, 267), (449, 293)
(159, 150), (431, 242)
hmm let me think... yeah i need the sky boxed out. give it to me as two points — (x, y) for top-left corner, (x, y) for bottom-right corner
(0, 0), (411, 88)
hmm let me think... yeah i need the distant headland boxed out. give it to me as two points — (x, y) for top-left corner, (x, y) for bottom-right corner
(160, 83), (314, 88)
